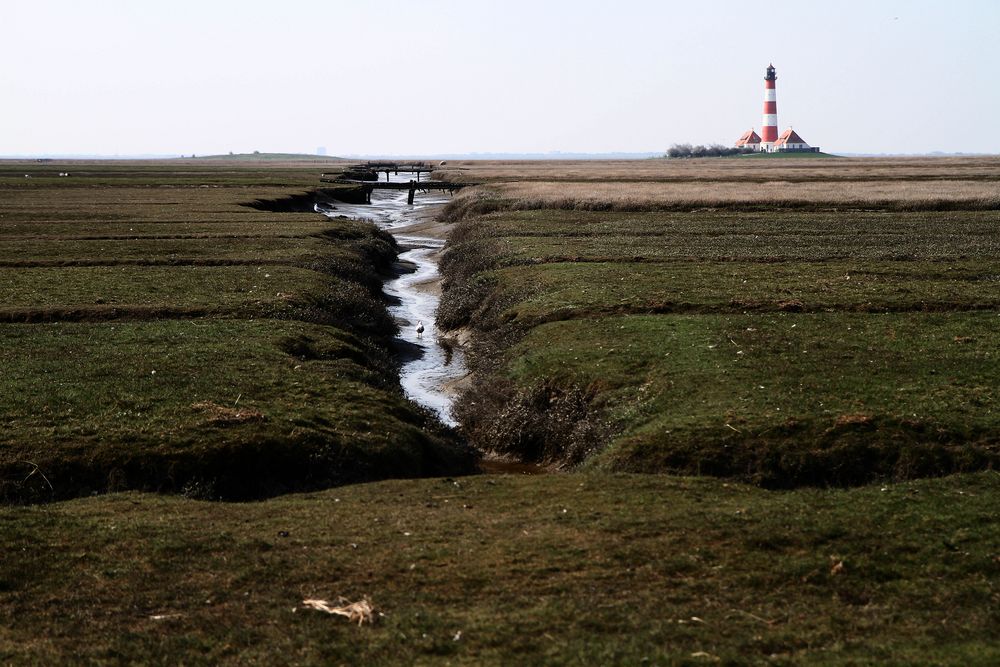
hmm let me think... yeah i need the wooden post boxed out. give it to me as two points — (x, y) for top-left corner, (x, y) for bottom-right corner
(407, 181), (415, 205)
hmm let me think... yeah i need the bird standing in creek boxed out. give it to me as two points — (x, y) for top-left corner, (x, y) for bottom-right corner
(416, 321), (425, 338)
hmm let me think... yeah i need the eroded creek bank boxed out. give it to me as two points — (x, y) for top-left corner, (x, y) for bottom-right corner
(323, 178), (549, 476)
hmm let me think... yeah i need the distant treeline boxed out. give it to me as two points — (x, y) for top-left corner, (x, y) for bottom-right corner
(666, 144), (752, 158)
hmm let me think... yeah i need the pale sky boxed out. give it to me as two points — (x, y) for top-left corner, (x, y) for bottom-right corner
(2, 0), (998, 156)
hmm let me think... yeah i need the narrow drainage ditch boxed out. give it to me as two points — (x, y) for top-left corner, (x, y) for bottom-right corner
(322, 176), (548, 475)
(319, 176), (467, 426)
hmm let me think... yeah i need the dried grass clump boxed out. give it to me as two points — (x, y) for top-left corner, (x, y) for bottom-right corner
(833, 414), (875, 428)
(454, 379), (613, 465)
(301, 598), (376, 625)
(191, 401), (265, 426)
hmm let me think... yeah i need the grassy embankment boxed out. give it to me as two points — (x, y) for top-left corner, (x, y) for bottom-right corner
(0, 162), (472, 502)
(438, 158), (1000, 485)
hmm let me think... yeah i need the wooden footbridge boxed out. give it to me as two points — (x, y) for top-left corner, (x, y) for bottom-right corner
(321, 163), (475, 204)
(344, 161), (435, 182)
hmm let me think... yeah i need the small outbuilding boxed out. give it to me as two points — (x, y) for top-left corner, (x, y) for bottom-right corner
(772, 128), (817, 152)
(735, 129), (762, 151)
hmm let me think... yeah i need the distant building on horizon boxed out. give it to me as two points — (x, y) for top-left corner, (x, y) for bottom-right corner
(736, 64), (819, 153)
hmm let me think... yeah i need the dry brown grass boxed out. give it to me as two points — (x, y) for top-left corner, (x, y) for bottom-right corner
(474, 179), (1000, 208)
(191, 401), (266, 426)
(435, 156), (1000, 183)
(437, 157), (1000, 218)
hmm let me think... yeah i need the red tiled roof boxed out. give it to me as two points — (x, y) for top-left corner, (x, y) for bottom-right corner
(774, 129), (808, 146)
(735, 129), (761, 146)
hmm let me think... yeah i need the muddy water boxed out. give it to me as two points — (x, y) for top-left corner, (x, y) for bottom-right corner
(322, 178), (466, 426)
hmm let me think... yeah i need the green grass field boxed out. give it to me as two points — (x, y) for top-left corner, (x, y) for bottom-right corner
(2, 472), (997, 664)
(444, 209), (1000, 262)
(500, 312), (999, 482)
(0, 265), (325, 311)
(0, 319), (464, 501)
(2, 158), (999, 664)
(0, 162), (471, 502)
(439, 167), (1000, 485)
(470, 260), (1000, 322)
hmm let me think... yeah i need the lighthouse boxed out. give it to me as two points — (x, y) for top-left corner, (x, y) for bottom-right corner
(733, 64), (820, 154)
(761, 64), (778, 151)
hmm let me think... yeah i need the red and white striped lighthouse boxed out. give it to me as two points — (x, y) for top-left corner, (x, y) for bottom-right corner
(761, 64), (778, 151)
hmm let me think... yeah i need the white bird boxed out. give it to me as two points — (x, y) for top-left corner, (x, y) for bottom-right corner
(415, 321), (425, 337)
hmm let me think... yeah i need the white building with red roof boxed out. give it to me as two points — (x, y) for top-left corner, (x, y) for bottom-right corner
(735, 129), (762, 150)
(772, 128), (812, 151)
(735, 126), (818, 153)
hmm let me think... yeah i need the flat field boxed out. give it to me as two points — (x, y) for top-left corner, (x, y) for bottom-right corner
(439, 157), (1000, 220)
(0, 162), (471, 502)
(435, 155), (1000, 183)
(2, 158), (998, 664)
(2, 472), (997, 664)
(439, 158), (1000, 484)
